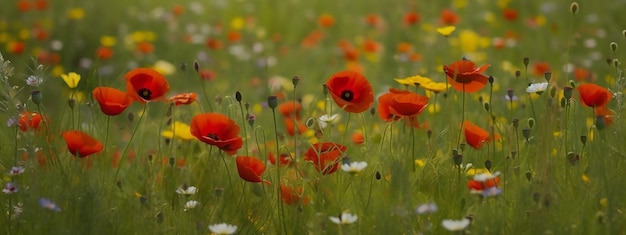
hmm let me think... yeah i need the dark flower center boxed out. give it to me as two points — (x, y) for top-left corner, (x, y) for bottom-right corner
(139, 88), (152, 100)
(341, 90), (354, 101)
(207, 133), (219, 141)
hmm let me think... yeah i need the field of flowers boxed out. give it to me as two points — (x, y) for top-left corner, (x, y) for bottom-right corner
(1, 0), (626, 234)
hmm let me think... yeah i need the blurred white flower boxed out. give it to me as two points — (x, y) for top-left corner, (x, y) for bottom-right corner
(3, 183), (18, 194)
(208, 223), (238, 234)
(318, 114), (340, 129)
(341, 161), (368, 174)
(442, 218), (470, 231)
(26, 75), (43, 87)
(526, 82), (549, 93)
(415, 202), (438, 214)
(473, 171), (500, 182)
(329, 212), (358, 224)
(9, 166), (25, 175)
(184, 200), (199, 211)
(176, 185), (197, 195)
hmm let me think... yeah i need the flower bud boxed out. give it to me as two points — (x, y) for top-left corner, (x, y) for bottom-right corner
(523, 57), (530, 67)
(484, 160), (492, 171)
(527, 118), (535, 129)
(570, 2), (579, 15)
(193, 60), (199, 72)
(544, 72), (552, 82)
(580, 135), (587, 145)
(267, 96), (278, 109)
(292, 76), (300, 87)
(235, 91), (242, 103)
(610, 42), (618, 53)
(563, 87), (573, 100)
(31, 90), (42, 105)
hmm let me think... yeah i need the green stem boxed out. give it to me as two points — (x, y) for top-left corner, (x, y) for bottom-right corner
(456, 85), (466, 149)
(271, 108), (287, 235)
(113, 104), (147, 181)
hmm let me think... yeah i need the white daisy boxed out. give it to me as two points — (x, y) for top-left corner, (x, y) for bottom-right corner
(176, 185), (197, 195)
(415, 202), (438, 214)
(184, 200), (199, 211)
(341, 161), (368, 174)
(9, 166), (25, 175)
(318, 114), (340, 129)
(473, 171), (500, 182)
(329, 212), (358, 224)
(441, 218), (470, 231)
(208, 223), (238, 234)
(526, 82), (549, 93)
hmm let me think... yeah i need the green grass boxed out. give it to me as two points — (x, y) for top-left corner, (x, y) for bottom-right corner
(1, 0), (626, 234)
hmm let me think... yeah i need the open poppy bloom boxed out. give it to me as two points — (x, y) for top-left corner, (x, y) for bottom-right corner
(168, 92), (197, 106)
(444, 60), (490, 93)
(303, 142), (347, 175)
(62, 130), (104, 158)
(125, 68), (170, 103)
(325, 70), (374, 113)
(577, 83), (611, 108)
(377, 88), (429, 120)
(190, 113), (243, 155)
(268, 152), (293, 166)
(278, 101), (303, 119)
(463, 120), (496, 150)
(236, 156), (269, 184)
(93, 87), (131, 116)
(18, 111), (43, 132)
(467, 172), (501, 195)
(281, 184), (309, 205)
(284, 119), (307, 136)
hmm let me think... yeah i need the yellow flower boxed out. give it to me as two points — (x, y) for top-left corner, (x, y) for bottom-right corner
(414, 159), (425, 168)
(421, 81), (449, 93)
(600, 198), (608, 207)
(61, 72), (80, 88)
(18, 29), (30, 40)
(436, 26), (456, 37)
(100, 36), (117, 47)
(152, 60), (176, 76)
(230, 17), (245, 30)
(395, 75), (433, 86)
(581, 174), (589, 183)
(466, 168), (489, 176)
(161, 121), (195, 141)
(68, 8), (85, 20)
(51, 65), (65, 77)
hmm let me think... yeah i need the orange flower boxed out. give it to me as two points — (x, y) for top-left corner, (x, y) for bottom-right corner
(404, 11), (420, 25)
(318, 14), (335, 28)
(574, 67), (592, 82)
(62, 130), (104, 158)
(136, 41), (154, 54)
(268, 152), (292, 166)
(377, 88), (429, 120)
(467, 177), (500, 191)
(190, 113), (243, 155)
(444, 60), (490, 93)
(7, 41), (26, 54)
(171, 4), (184, 16)
(34, 0), (48, 10)
(236, 156), (268, 184)
(396, 42), (413, 53)
(502, 8), (518, 21)
(284, 119), (307, 136)
(463, 120), (495, 150)
(365, 14), (382, 27)
(362, 39), (380, 53)
(18, 112), (43, 132)
(96, 47), (113, 60)
(440, 9), (460, 25)
(533, 62), (550, 77)
(125, 68), (170, 103)
(206, 38), (223, 50)
(577, 83), (611, 108)
(303, 142), (346, 175)
(325, 71), (374, 113)
(17, 0), (31, 12)
(227, 31), (241, 43)
(168, 92), (197, 106)
(93, 87), (131, 116)
(281, 185), (309, 205)
(278, 101), (302, 119)
(199, 69), (216, 81)
(351, 132), (364, 145)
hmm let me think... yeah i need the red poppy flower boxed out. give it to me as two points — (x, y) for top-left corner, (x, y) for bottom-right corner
(325, 70), (374, 113)
(168, 92), (197, 106)
(281, 184), (309, 205)
(236, 156), (269, 184)
(125, 68), (170, 103)
(318, 14), (335, 28)
(377, 88), (429, 120)
(404, 11), (420, 25)
(284, 119), (307, 136)
(467, 177), (500, 191)
(577, 83), (611, 108)
(303, 142), (346, 175)
(190, 113), (243, 155)
(93, 87), (131, 116)
(440, 9), (460, 25)
(268, 152), (293, 166)
(533, 62), (550, 77)
(136, 41), (154, 54)
(96, 47), (113, 60)
(502, 8), (518, 21)
(463, 120), (495, 150)
(278, 101), (302, 119)
(62, 130), (104, 158)
(18, 111), (43, 132)
(352, 132), (364, 145)
(444, 60), (490, 93)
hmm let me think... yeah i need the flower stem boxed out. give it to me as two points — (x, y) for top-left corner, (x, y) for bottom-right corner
(271, 108), (287, 235)
(113, 104), (147, 181)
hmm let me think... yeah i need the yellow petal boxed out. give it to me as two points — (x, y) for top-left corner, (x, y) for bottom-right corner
(436, 26), (456, 36)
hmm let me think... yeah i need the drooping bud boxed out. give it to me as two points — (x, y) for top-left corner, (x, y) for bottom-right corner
(580, 135), (587, 145)
(292, 76), (300, 87)
(193, 60), (199, 72)
(527, 118), (535, 129)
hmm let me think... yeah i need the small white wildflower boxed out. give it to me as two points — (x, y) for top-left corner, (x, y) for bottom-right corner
(9, 166), (25, 175)
(341, 161), (368, 174)
(26, 75), (43, 87)
(208, 223), (238, 234)
(184, 200), (199, 211)
(415, 202), (438, 214)
(3, 182), (18, 194)
(318, 114), (340, 129)
(473, 171), (500, 182)
(329, 212), (358, 225)
(442, 218), (471, 231)
(526, 82), (549, 93)
(39, 198), (61, 212)
(176, 185), (197, 195)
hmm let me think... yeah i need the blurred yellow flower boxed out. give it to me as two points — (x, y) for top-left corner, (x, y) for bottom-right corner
(100, 36), (117, 47)
(414, 159), (425, 168)
(230, 17), (245, 30)
(466, 168), (489, 176)
(600, 198), (608, 207)
(61, 72), (81, 88)
(0, 32), (9, 43)
(453, 0), (468, 9)
(395, 75), (433, 86)
(18, 29), (30, 40)
(161, 121), (195, 140)
(436, 26), (456, 37)
(152, 60), (176, 76)
(421, 81), (449, 93)
(51, 65), (65, 77)
(68, 8), (85, 20)
(581, 174), (589, 183)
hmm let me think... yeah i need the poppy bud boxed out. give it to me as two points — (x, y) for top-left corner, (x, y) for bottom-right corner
(483, 102), (490, 112)
(193, 60), (199, 72)
(488, 76), (494, 84)
(116, 180), (123, 189)
(515, 70), (521, 78)
(560, 97), (567, 108)
(533, 192), (541, 204)
(235, 91), (242, 103)
(31, 90), (42, 105)
(245, 102), (250, 111)
(511, 151), (517, 159)
(569, 80), (576, 89)
(563, 87), (573, 100)
(68, 98), (76, 110)
(580, 135), (587, 145)
(169, 157), (175, 167)
(525, 171), (533, 181)
(595, 115), (606, 130)
(305, 118), (316, 128)
(375, 171), (381, 180)
(267, 96), (278, 109)
(606, 58), (613, 65)
(370, 107), (376, 116)
(247, 114), (256, 127)
(427, 130), (432, 139)
(127, 112), (135, 122)
(570, 2), (579, 15)
(322, 84), (328, 96)
(484, 160), (492, 171)
(522, 128), (531, 140)
(523, 57), (530, 67)
(527, 118), (535, 129)
(478, 96), (484, 103)
(623, 30), (626, 39)
(544, 72), (552, 82)
(453, 153), (463, 166)
(512, 118), (519, 128)
(292, 76), (300, 87)
(610, 42), (618, 53)
(507, 89), (515, 100)
(180, 63), (187, 72)
(613, 59), (620, 69)
(550, 86), (557, 98)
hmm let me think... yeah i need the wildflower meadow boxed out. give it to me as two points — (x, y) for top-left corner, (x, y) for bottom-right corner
(2, 0), (626, 234)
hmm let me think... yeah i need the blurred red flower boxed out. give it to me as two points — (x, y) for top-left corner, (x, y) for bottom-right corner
(577, 83), (611, 108)
(463, 120), (496, 150)
(168, 92), (197, 106)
